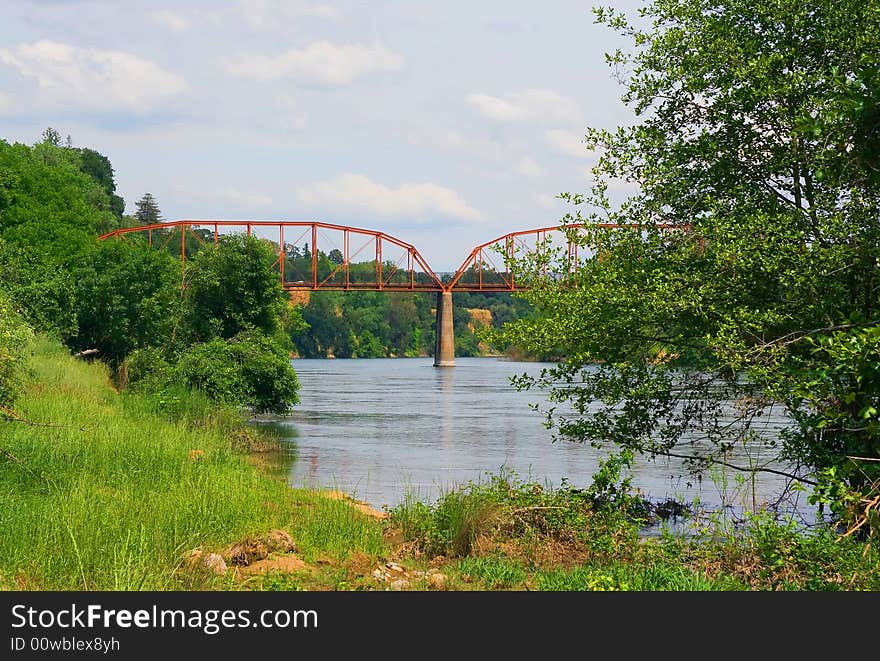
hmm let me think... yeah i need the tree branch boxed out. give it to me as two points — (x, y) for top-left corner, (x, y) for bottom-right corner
(0, 406), (89, 432)
(755, 319), (880, 350)
(653, 450), (817, 486)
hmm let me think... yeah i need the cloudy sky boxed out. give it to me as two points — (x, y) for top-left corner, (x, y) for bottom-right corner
(1, 0), (642, 270)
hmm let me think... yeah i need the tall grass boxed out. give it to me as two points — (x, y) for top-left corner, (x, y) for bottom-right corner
(389, 467), (880, 591)
(0, 337), (386, 590)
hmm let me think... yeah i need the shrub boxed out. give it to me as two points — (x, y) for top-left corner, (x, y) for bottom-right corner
(173, 331), (299, 414)
(0, 292), (34, 406)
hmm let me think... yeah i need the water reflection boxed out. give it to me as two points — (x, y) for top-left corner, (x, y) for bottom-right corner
(438, 366), (455, 449)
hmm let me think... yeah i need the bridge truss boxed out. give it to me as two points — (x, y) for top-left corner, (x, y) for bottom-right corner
(99, 220), (690, 292)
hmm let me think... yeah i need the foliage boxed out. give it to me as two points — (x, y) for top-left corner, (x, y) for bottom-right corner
(0, 138), (120, 253)
(94, 233), (302, 413)
(292, 290), (434, 358)
(78, 147), (125, 217)
(389, 470), (632, 558)
(128, 330), (299, 416)
(685, 509), (880, 590)
(67, 240), (180, 365)
(0, 133), (301, 416)
(289, 288), (527, 359)
(133, 192), (163, 225)
(0, 239), (77, 340)
(498, 0), (880, 527)
(182, 234), (289, 344)
(0, 292), (34, 406)
(173, 331), (300, 415)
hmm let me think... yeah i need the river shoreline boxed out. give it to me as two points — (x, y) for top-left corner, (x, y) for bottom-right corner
(3, 339), (877, 591)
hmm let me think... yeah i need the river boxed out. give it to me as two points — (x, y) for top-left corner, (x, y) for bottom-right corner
(263, 357), (816, 524)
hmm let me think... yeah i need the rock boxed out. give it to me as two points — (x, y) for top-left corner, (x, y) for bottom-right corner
(203, 553), (228, 575)
(184, 548), (204, 568)
(226, 540), (269, 566)
(427, 573), (446, 588)
(389, 579), (409, 591)
(267, 529), (297, 553)
(372, 569), (386, 581)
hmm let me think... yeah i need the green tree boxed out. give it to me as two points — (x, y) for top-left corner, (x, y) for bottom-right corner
(0, 291), (34, 406)
(0, 139), (120, 252)
(0, 239), (77, 340)
(134, 192), (163, 225)
(78, 148), (125, 218)
(499, 0), (880, 526)
(41, 127), (61, 147)
(388, 293), (419, 356)
(293, 291), (357, 358)
(182, 234), (288, 344)
(68, 240), (179, 365)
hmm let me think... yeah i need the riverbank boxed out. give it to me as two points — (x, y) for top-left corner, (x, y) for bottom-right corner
(2, 337), (878, 591)
(0, 337), (386, 590)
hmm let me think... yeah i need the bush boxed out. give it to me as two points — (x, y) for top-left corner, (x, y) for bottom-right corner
(390, 471), (621, 558)
(124, 346), (172, 390)
(0, 292), (34, 406)
(173, 331), (299, 414)
(0, 239), (77, 341)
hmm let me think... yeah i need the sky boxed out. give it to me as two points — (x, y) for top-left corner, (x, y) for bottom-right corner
(0, 0), (644, 271)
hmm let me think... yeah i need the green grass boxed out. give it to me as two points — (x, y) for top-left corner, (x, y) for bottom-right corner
(388, 468), (880, 591)
(4, 337), (879, 592)
(0, 336), (386, 590)
(455, 556), (529, 589)
(453, 555), (744, 591)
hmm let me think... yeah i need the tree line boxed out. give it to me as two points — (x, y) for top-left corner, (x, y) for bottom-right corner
(292, 289), (531, 359)
(0, 131), (532, 417)
(0, 132), (298, 415)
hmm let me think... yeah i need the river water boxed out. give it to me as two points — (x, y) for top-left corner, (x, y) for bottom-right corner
(266, 357), (815, 522)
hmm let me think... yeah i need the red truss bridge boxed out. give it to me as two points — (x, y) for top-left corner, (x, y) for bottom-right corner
(98, 219), (689, 365)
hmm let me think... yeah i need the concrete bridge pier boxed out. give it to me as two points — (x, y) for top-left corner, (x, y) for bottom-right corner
(433, 291), (455, 367)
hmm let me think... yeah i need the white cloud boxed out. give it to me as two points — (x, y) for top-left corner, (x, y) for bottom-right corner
(296, 174), (484, 222)
(0, 40), (188, 113)
(545, 129), (592, 159)
(220, 187), (273, 207)
(275, 93), (307, 130)
(226, 41), (403, 85)
(466, 94), (527, 122)
(466, 89), (580, 124)
(151, 10), (189, 32)
(515, 156), (543, 178)
(414, 129), (541, 179)
(419, 129), (508, 161)
(238, 0), (341, 29)
(150, 2), (339, 34)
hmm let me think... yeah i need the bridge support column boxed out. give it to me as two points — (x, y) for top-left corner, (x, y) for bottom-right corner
(433, 291), (455, 367)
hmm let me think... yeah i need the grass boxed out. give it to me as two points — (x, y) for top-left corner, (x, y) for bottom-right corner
(0, 336), (386, 590)
(3, 337), (879, 592)
(386, 469), (880, 591)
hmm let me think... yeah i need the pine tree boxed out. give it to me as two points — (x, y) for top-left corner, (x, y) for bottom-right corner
(134, 192), (163, 224)
(41, 127), (61, 146)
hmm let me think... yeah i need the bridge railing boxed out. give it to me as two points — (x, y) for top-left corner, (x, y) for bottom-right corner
(99, 220), (446, 292)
